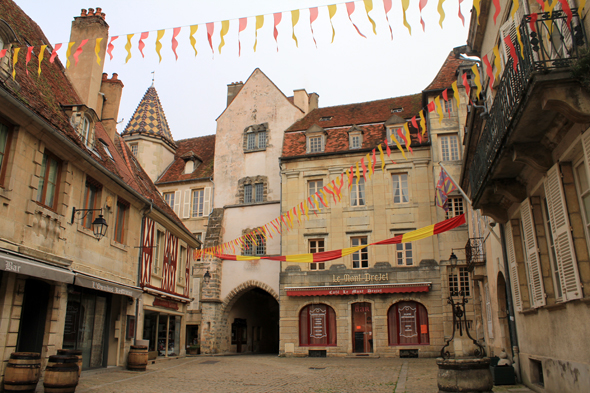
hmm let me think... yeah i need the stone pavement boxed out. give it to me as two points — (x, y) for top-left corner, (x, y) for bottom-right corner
(41, 355), (535, 393)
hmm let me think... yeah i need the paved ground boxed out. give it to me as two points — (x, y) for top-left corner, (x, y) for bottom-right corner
(41, 355), (535, 393)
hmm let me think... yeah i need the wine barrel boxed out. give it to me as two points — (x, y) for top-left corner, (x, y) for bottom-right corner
(43, 355), (79, 393)
(3, 352), (41, 393)
(56, 350), (82, 377)
(127, 345), (148, 371)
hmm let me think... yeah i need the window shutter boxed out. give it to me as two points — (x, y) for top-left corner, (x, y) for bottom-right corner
(183, 190), (191, 218)
(520, 198), (546, 307)
(173, 190), (181, 216)
(505, 222), (523, 312)
(582, 129), (590, 187)
(203, 187), (211, 216)
(499, 19), (516, 67)
(545, 164), (583, 301)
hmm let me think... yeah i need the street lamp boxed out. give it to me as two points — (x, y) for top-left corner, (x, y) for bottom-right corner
(71, 207), (108, 241)
(203, 270), (211, 285)
(449, 251), (458, 266)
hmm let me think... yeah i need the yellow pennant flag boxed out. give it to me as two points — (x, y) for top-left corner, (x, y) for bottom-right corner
(437, 0), (446, 28)
(403, 123), (412, 151)
(328, 5), (337, 43)
(451, 81), (461, 106)
(219, 20), (230, 53)
(363, 0), (377, 34)
(511, 0), (520, 20)
(366, 153), (374, 178)
(312, 195), (322, 212)
(12, 47), (19, 80)
(95, 38), (103, 65)
(473, 0), (481, 24)
(320, 189), (330, 208)
(419, 110), (427, 137)
(296, 204), (302, 222)
(346, 168), (353, 189)
(335, 176), (342, 201)
(391, 133), (407, 160)
(254, 15), (264, 52)
(355, 162), (361, 185)
(190, 25), (199, 57)
(38, 45), (47, 76)
(66, 42), (75, 69)
(580, 0), (586, 14)
(435, 96), (444, 124)
(471, 64), (482, 98)
(125, 34), (134, 63)
(377, 144), (385, 171)
(304, 200), (310, 219)
(291, 10), (300, 47)
(401, 0), (411, 35)
(516, 27), (524, 59)
(155, 29), (165, 62)
(493, 45), (502, 80)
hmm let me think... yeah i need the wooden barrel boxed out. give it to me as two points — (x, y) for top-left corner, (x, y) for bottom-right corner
(127, 345), (148, 371)
(43, 355), (79, 393)
(56, 350), (82, 377)
(3, 352), (41, 393)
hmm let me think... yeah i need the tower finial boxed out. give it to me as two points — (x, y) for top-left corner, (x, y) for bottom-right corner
(151, 71), (155, 87)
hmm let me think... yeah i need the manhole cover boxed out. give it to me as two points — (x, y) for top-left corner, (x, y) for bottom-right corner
(309, 367), (325, 370)
(200, 360), (219, 364)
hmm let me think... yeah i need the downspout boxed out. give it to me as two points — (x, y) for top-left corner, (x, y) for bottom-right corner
(209, 176), (215, 214)
(499, 223), (521, 382)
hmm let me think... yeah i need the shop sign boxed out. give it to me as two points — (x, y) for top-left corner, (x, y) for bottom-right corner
(285, 283), (430, 297)
(309, 307), (327, 339)
(0, 252), (75, 284)
(75, 275), (142, 298)
(332, 273), (389, 283)
(153, 298), (179, 310)
(399, 305), (418, 338)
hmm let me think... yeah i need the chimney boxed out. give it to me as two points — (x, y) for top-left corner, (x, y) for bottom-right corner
(309, 93), (319, 112)
(66, 8), (109, 113)
(227, 81), (244, 107)
(100, 73), (124, 142)
(293, 89), (310, 114)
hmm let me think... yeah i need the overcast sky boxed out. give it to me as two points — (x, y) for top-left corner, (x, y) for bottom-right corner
(16, 0), (472, 140)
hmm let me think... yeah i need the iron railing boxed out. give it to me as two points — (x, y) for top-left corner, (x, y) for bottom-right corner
(468, 9), (587, 204)
(465, 237), (485, 272)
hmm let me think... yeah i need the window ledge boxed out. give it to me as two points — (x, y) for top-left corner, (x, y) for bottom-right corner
(244, 148), (267, 154)
(343, 206), (374, 212)
(544, 302), (567, 311)
(520, 308), (539, 315)
(225, 200), (280, 209)
(77, 224), (99, 240)
(110, 240), (128, 252)
(0, 187), (12, 201)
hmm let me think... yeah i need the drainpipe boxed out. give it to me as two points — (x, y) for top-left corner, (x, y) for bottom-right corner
(499, 223), (521, 382)
(209, 176), (215, 214)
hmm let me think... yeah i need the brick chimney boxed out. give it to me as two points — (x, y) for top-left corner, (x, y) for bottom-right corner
(227, 81), (244, 107)
(66, 8), (108, 113)
(100, 73), (124, 142)
(293, 89), (319, 114)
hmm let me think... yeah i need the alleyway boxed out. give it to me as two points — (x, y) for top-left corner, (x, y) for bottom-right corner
(44, 355), (535, 393)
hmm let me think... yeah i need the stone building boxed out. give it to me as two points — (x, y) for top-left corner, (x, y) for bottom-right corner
(460, 0), (590, 391)
(0, 2), (198, 381)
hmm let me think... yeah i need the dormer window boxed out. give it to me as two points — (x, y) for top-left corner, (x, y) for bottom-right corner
(80, 115), (91, 145)
(243, 123), (268, 152)
(63, 105), (98, 149)
(185, 160), (194, 174)
(320, 116), (333, 121)
(305, 124), (327, 154)
(309, 136), (323, 153)
(347, 125), (363, 150)
(386, 127), (406, 146)
(180, 151), (202, 174)
(391, 108), (403, 113)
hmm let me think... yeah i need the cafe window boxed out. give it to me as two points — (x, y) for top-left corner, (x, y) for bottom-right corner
(36, 151), (61, 210)
(299, 304), (337, 346)
(143, 311), (181, 357)
(388, 301), (429, 345)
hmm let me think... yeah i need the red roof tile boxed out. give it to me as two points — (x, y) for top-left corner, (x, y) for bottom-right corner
(156, 135), (216, 184)
(424, 51), (464, 91)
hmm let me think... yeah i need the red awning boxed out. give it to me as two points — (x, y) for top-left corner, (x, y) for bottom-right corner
(285, 283), (431, 297)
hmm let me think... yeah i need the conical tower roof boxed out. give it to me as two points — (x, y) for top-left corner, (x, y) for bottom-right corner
(121, 86), (176, 148)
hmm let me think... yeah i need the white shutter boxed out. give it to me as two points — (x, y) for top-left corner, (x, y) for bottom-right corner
(499, 19), (516, 67)
(203, 187), (211, 216)
(545, 164), (583, 301)
(173, 190), (181, 216)
(520, 198), (546, 307)
(582, 129), (590, 189)
(183, 190), (191, 218)
(485, 283), (494, 339)
(505, 222), (523, 312)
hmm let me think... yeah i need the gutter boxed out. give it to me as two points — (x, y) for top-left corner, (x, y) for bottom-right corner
(0, 86), (196, 243)
(156, 176), (213, 186)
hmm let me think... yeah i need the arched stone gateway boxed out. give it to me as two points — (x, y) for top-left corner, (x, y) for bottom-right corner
(220, 281), (280, 354)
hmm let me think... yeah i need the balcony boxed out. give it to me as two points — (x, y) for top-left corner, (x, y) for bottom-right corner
(467, 9), (588, 210)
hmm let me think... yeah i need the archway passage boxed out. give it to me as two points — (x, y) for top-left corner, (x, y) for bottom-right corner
(496, 273), (511, 352)
(227, 287), (279, 354)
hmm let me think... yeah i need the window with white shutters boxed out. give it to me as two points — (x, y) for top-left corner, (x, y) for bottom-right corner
(545, 164), (583, 301)
(520, 198), (546, 308)
(505, 222), (523, 312)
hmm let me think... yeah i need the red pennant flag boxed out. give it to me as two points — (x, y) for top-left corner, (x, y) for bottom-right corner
(397, 128), (413, 153)
(529, 13), (538, 33)
(25, 46), (33, 75)
(458, 0), (465, 26)
(558, 0), (573, 28)
(535, 0), (545, 11)
(348, 166), (354, 187)
(307, 197), (319, 216)
(427, 101), (436, 112)
(138, 32), (149, 57)
(419, 0), (428, 31)
(273, 13), (282, 51)
(483, 54), (494, 89)
(172, 27), (181, 60)
(504, 36), (519, 71)
(107, 37), (117, 61)
(0, 49), (6, 59)
(492, 0), (501, 24)
(239, 17), (248, 56)
(309, 7), (319, 48)
(300, 201), (305, 217)
(384, 139), (392, 159)
(383, 0), (394, 39)
(316, 192), (328, 208)
(461, 72), (471, 99)
(371, 149), (377, 172)
(360, 157), (367, 181)
(411, 116), (421, 143)
(73, 39), (88, 66)
(346, 2), (367, 38)
(325, 183), (337, 203)
(206, 22), (215, 54)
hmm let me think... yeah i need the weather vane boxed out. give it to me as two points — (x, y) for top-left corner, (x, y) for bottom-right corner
(151, 71), (155, 87)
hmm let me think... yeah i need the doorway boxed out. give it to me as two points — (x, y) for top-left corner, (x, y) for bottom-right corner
(352, 302), (373, 353)
(231, 318), (247, 353)
(17, 279), (50, 353)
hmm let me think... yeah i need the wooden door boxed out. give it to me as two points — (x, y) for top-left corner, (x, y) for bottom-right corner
(352, 302), (373, 353)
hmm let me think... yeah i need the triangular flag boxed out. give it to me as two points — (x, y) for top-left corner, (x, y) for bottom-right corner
(206, 23), (215, 54)
(435, 96), (444, 124)
(458, 0), (465, 26)
(378, 144), (386, 171)
(38, 45), (47, 76)
(124, 35), (133, 64)
(273, 13), (282, 51)
(12, 47), (19, 80)
(73, 39), (89, 66)
(392, 132), (407, 160)
(95, 37), (103, 64)
(172, 27), (181, 60)
(471, 64), (483, 97)
(65, 42), (75, 69)
(419, 110), (427, 137)
(383, 0), (394, 39)
(438, 0), (447, 28)
(403, 123), (413, 153)
(254, 15), (264, 52)
(138, 32), (149, 58)
(219, 21), (229, 53)
(493, 0), (501, 25)
(328, 5), (338, 43)
(25, 46), (33, 75)
(346, 2), (367, 38)
(483, 54), (494, 89)
(363, 0), (377, 35)
(190, 25), (198, 57)
(361, 157), (367, 181)
(451, 81), (461, 106)
(291, 10), (300, 47)
(419, 0), (429, 31)
(238, 18), (247, 56)
(461, 72), (470, 99)
(401, 0), (412, 35)
(107, 37), (117, 61)
(309, 7), (319, 48)
(155, 30), (165, 62)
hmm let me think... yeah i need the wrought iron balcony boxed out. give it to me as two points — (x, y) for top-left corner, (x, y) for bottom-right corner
(465, 237), (486, 272)
(468, 9), (587, 205)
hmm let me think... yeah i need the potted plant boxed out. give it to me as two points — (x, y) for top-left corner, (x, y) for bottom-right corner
(187, 344), (200, 355)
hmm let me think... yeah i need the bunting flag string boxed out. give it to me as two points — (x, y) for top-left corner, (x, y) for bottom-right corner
(346, 2), (367, 38)
(190, 25), (199, 57)
(309, 7), (319, 48)
(238, 18), (247, 56)
(382, 0), (394, 39)
(273, 13), (282, 51)
(328, 4), (338, 42)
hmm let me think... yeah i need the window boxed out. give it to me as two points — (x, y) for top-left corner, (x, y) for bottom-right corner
(392, 174), (409, 203)
(350, 178), (365, 206)
(82, 182), (99, 229)
(114, 199), (128, 244)
(99, 140), (113, 159)
(247, 133), (256, 150)
(449, 267), (471, 296)
(396, 242), (413, 266)
(299, 304), (337, 346)
(308, 180), (323, 208)
(0, 122), (13, 186)
(243, 123), (268, 152)
(192, 189), (205, 217)
(443, 98), (455, 114)
(80, 115), (92, 146)
(309, 136), (323, 153)
(258, 131), (266, 149)
(350, 135), (361, 149)
(351, 236), (368, 268)
(184, 161), (194, 174)
(542, 199), (563, 301)
(242, 232), (265, 256)
(574, 160), (590, 242)
(244, 184), (252, 204)
(153, 230), (164, 274)
(130, 143), (138, 157)
(309, 239), (325, 270)
(164, 192), (175, 208)
(446, 197), (464, 219)
(388, 301), (429, 345)
(36, 151), (61, 210)
(178, 246), (186, 283)
(440, 134), (460, 161)
(319, 116), (333, 121)
(387, 127), (406, 146)
(254, 183), (263, 203)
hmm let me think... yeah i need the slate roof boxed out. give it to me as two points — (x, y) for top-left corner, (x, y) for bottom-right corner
(156, 134), (216, 184)
(282, 94), (427, 159)
(425, 51), (468, 91)
(0, 0), (188, 232)
(121, 86), (176, 148)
